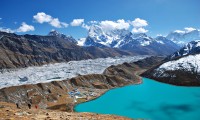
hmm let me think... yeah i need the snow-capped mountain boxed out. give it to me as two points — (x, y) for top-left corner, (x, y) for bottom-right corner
(142, 41), (200, 86)
(169, 40), (200, 59)
(48, 30), (77, 44)
(82, 25), (130, 47)
(142, 53), (200, 86)
(79, 25), (180, 55)
(166, 28), (200, 46)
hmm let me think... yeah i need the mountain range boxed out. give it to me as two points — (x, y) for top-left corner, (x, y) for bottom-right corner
(78, 26), (200, 55)
(0, 31), (132, 69)
(1, 27), (200, 71)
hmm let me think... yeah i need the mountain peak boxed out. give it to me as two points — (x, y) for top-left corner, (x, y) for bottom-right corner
(86, 25), (130, 47)
(48, 30), (77, 44)
(88, 25), (104, 38)
(168, 40), (200, 60)
(88, 25), (130, 38)
(131, 33), (148, 39)
(48, 30), (63, 37)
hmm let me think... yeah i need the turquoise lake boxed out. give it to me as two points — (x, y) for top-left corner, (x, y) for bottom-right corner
(75, 78), (200, 120)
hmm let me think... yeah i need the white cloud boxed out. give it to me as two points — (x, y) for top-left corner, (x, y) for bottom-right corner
(81, 23), (90, 30)
(50, 18), (62, 28)
(132, 27), (148, 33)
(130, 18), (148, 34)
(33, 12), (52, 23)
(184, 27), (196, 33)
(174, 27), (197, 34)
(33, 12), (68, 28)
(71, 19), (84, 26)
(61, 22), (68, 27)
(131, 18), (148, 28)
(17, 22), (35, 32)
(89, 21), (98, 24)
(81, 19), (130, 31)
(174, 30), (185, 34)
(0, 27), (14, 33)
(0, 18), (2, 20)
(80, 18), (148, 34)
(99, 19), (130, 31)
(0, 22), (34, 33)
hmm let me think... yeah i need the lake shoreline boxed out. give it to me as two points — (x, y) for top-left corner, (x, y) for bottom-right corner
(73, 78), (143, 112)
(74, 77), (200, 120)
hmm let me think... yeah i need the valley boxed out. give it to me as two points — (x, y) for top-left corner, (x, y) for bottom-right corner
(0, 6), (200, 119)
(0, 56), (163, 119)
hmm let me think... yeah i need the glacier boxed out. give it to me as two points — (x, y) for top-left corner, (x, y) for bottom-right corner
(0, 55), (148, 89)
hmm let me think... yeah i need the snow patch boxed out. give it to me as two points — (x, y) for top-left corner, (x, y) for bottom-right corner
(77, 38), (86, 46)
(140, 40), (151, 46)
(154, 54), (200, 77)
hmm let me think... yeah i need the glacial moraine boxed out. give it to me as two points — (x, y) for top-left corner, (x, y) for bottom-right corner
(0, 55), (148, 89)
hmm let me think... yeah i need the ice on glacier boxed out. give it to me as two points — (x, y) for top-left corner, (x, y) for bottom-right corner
(0, 55), (148, 89)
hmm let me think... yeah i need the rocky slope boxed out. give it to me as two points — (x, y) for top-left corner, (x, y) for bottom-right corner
(142, 54), (200, 86)
(48, 30), (78, 44)
(0, 31), (132, 69)
(141, 39), (200, 86)
(0, 56), (163, 113)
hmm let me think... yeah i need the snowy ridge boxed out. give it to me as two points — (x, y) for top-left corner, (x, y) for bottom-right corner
(0, 56), (148, 89)
(84, 26), (156, 48)
(80, 26), (180, 55)
(86, 25), (130, 47)
(170, 40), (200, 59)
(154, 54), (200, 77)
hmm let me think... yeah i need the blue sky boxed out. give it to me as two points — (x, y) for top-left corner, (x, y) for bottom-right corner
(0, 0), (199, 39)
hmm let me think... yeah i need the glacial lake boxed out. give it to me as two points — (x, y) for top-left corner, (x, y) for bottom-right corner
(75, 78), (200, 120)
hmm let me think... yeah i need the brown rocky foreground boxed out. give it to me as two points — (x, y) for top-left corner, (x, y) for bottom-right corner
(0, 102), (130, 120)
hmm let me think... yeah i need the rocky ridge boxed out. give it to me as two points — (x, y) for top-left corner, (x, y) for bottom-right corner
(0, 31), (132, 69)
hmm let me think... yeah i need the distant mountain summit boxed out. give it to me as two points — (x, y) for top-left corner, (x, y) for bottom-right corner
(79, 25), (180, 55)
(48, 30), (77, 44)
(166, 28), (200, 46)
(83, 25), (130, 47)
(168, 40), (200, 59)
